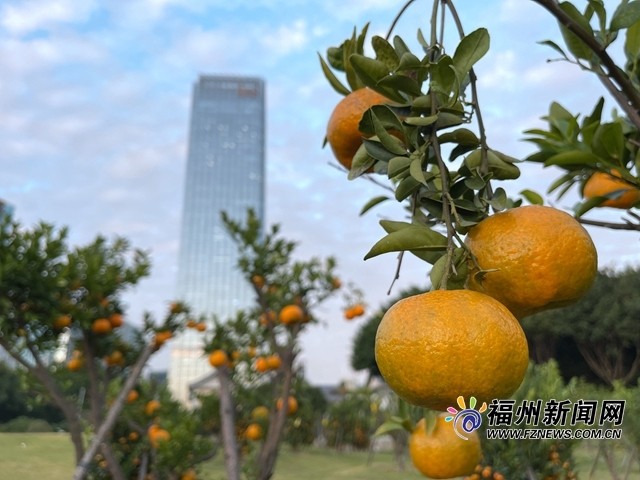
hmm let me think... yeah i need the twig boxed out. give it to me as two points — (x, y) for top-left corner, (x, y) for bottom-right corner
(385, 0), (419, 41)
(578, 217), (640, 231)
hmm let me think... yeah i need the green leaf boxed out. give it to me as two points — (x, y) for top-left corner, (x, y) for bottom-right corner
(464, 149), (520, 179)
(363, 137), (399, 162)
(592, 122), (625, 163)
(377, 74), (423, 97)
(574, 196), (608, 216)
(372, 35), (400, 70)
(544, 150), (601, 167)
(558, 1), (595, 60)
(374, 420), (411, 436)
(364, 224), (447, 260)
(327, 46), (344, 70)
(394, 176), (422, 201)
(409, 156), (427, 186)
(318, 53), (351, 96)
(393, 36), (411, 58)
(625, 20), (640, 58)
(360, 196), (390, 216)
(366, 110), (407, 155)
(387, 156), (412, 178)
(452, 28), (490, 80)
(349, 54), (390, 87)
(490, 187), (508, 211)
(538, 39), (569, 59)
(356, 22), (370, 55)
(438, 128), (480, 146)
(611, 1), (640, 31)
(348, 144), (375, 180)
(404, 115), (438, 126)
(430, 55), (456, 98)
(520, 189), (545, 205)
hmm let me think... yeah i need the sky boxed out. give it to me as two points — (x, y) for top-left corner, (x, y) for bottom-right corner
(1, 0), (638, 386)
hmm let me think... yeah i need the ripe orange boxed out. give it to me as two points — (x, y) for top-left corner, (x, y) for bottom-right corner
(251, 275), (265, 289)
(195, 322), (207, 332)
(375, 289), (528, 410)
(145, 399), (161, 416)
(208, 349), (229, 368)
(251, 406), (270, 420)
(465, 205), (598, 318)
(279, 304), (305, 325)
(254, 357), (269, 373)
(180, 468), (197, 480)
(265, 354), (282, 370)
(259, 311), (276, 326)
(583, 169), (640, 209)
(67, 358), (83, 371)
(276, 396), (298, 415)
(331, 277), (342, 289)
(409, 415), (481, 479)
(128, 431), (139, 441)
(105, 350), (125, 367)
(186, 319), (197, 329)
(91, 318), (112, 335)
(53, 314), (71, 330)
(148, 425), (171, 448)
(245, 423), (263, 441)
(109, 313), (124, 328)
(126, 390), (139, 403)
(154, 330), (173, 347)
(326, 88), (391, 170)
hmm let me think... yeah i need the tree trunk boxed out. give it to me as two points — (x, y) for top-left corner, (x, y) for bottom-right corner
(0, 339), (86, 463)
(73, 341), (155, 480)
(218, 367), (241, 480)
(256, 350), (296, 480)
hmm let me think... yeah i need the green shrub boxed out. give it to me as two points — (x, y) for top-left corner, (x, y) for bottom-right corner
(0, 416), (54, 433)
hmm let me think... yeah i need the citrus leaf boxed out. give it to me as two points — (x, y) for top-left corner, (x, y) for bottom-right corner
(395, 176), (422, 201)
(625, 20), (640, 57)
(364, 225), (447, 260)
(360, 196), (390, 216)
(374, 420), (410, 436)
(438, 128), (480, 146)
(538, 39), (569, 60)
(452, 28), (490, 80)
(372, 35), (400, 70)
(363, 137), (399, 162)
(611, 1), (640, 31)
(409, 156), (427, 186)
(592, 122), (625, 163)
(574, 196), (608, 217)
(544, 150), (601, 167)
(520, 189), (545, 205)
(348, 144), (375, 180)
(349, 54), (390, 85)
(559, 2), (595, 60)
(318, 53), (351, 96)
(404, 115), (438, 126)
(387, 156), (412, 178)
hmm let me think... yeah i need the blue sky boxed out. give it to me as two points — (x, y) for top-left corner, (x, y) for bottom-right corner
(1, 0), (637, 385)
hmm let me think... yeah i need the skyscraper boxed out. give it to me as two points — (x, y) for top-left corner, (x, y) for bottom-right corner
(168, 76), (265, 404)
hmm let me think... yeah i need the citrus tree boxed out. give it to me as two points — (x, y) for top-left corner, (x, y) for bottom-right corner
(317, 1), (612, 478)
(201, 209), (343, 480)
(0, 214), (209, 480)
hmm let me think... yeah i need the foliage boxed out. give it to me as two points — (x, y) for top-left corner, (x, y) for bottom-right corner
(523, 0), (640, 226)
(323, 388), (380, 450)
(523, 268), (640, 385)
(202, 208), (344, 480)
(0, 214), (204, 479)
(479, 361), (580, 480)
(0, 416), (55, 433)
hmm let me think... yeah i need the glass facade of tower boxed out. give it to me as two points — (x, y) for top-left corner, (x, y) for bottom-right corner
(169, 76), (265, 404)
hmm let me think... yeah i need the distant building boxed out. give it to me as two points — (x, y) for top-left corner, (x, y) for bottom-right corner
(168, 75), (266, 404)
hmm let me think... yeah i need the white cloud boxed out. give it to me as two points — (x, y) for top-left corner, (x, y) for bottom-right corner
(0, 0), (97, 35)
(260, 19), (309, 57)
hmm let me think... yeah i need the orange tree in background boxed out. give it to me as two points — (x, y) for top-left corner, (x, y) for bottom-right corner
(0, 215), (211, 480)
(314, 1), (626, 478)
(202, 209), (343, 480)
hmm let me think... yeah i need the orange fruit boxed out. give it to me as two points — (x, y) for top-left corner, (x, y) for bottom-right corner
(244, 423), (263, 441)
(195, 322), (207, 332)
(91, 318), (112, 335)
(208, 349), (229, 368)
(279, 304), (304, 325)
(154, 330), (173, 347)
(145, 399), (161, 416)
(465, 205), (598, 318)
(375, 289), (528, 410)
(180, 468), (197, 480)
(126, 390), (139, 403)
(109, 313), (124, 328)
(344, 308), (356, 320)
(128, 431), (139, 441)
(67, 358), (83, 371)
(259, 311), (276, 327)
(326, 88), (391, 170)
(254, 357), (269, 373)
(105, 350), (124, 367)
(583, 169), (640, 209)
(148, 426), (171, 448)
(247, 346), (257, 358)
(481, 466), (493, 478)
(186, 319), (197, 328)
(251, 405), (270, 420)
(265, 354), (282, 370)
(53, 314), (71, 330)
(276, 396), (298, 415)
(351, 304), (365, 317)
(409, 415), (481, 479)
(331, 277), (342, 289)
(251, 275), (265, 289)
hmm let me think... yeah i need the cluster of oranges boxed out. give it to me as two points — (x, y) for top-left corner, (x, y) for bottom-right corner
(91, 312), (125, 335)
(463, 464), (506, 480)
(343, 303), (365, 320)
(326, 90), (599, 478)
(242, 396), (299, 443)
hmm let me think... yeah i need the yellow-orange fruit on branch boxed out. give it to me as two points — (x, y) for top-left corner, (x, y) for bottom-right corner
(465, 205), (597, 319)
(409, 415), (481, 479)
(375, 289), (528, 411)
(326, 88), (391, 170)
(583, 170), (640, 209)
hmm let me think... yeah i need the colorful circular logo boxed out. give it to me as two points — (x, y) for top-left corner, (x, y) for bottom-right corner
(445, 396), (487, 440)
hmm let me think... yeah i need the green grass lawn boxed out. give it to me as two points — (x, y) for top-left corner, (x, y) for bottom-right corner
(1, 433), (638, 479)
